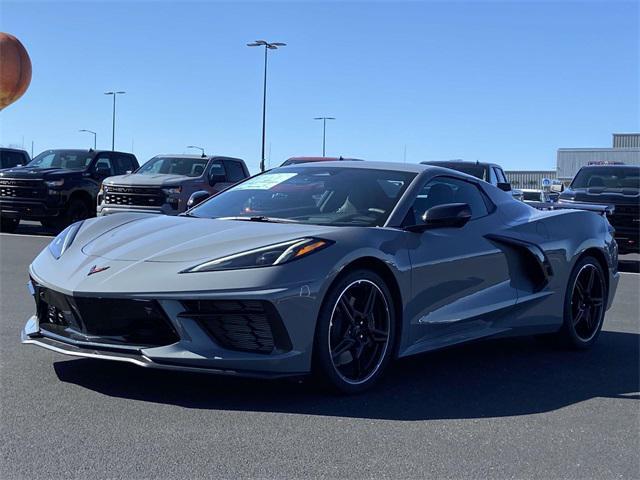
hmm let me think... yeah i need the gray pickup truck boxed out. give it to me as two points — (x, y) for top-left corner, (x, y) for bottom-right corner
(97, 154), (249, 216)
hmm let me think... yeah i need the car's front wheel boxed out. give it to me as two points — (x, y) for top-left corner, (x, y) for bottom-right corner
(313, 269), (396, 393)
(556, 255), (608, 349)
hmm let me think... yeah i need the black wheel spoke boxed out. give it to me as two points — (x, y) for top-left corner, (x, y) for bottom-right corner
(362, 284), (377, 317)
(591, 296), (604, 307)
(586, 267), (595, 291)
(573, 307), (586, 327)
(331, 338), (355, 361)
(370, 327), (388, 343)
(339, 296), (356, 324)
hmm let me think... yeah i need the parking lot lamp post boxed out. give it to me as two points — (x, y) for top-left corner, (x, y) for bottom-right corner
(79, 129), (97, 149)
(314, 117), (335, 156)
(247, 40), (286, 172)
(104, 91), (126, 150)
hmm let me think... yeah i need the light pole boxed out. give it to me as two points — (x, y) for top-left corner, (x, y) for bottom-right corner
(187, 145), (206, 157)
(247, 40), (286, 172)
(314, 117), (335, 156)
(79, 129), (97, 149)
(104, 91), (125, 150)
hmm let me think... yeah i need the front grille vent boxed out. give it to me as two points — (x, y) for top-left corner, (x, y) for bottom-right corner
(179, 300), (292, 354)
(34, 285), (179, 348)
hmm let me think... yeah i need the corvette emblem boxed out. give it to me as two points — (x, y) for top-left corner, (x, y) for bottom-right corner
(87, 265), (110, 276)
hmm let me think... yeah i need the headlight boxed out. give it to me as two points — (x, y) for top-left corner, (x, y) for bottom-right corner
(162, 186), (182, 195)
(45, 179), (64, 187)
(48, 221), (83, 259)
(181, 238), (333, 273)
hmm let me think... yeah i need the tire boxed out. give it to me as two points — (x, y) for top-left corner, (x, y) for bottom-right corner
(312, 269), (396, 394)
(0, 217), (19, 233)
(555, 255), (607, 349)
(64, 198), (91, 226)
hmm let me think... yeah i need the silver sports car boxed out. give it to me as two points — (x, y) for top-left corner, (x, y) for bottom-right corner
(22, 161), (620, 393)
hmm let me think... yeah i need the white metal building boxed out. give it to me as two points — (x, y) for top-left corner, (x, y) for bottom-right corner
(505, 170), (556, 188)
(557, 133), (640, 181)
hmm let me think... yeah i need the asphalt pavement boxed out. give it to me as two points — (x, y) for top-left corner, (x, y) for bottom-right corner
(1, 228), (638, 479)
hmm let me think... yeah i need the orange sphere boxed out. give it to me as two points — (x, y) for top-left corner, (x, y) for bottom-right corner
(0, 32), (32, 110)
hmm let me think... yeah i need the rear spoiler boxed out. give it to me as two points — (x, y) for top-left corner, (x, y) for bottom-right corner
(528, 201), (614, 216)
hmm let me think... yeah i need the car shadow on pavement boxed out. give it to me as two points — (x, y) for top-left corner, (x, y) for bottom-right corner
(53, 330), (640, 420)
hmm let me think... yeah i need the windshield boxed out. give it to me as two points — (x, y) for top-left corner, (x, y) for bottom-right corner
(571, 167), (640, 189)
(137, 156), (209, 177)
(27, 150), (93, 170)
(190, 166), (416, 227)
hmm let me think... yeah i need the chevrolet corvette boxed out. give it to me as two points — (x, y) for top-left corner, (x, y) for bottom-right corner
(22, 161), (620, 393)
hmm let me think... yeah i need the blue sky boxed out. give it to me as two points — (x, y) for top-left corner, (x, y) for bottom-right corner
(1, 1), (638, 173)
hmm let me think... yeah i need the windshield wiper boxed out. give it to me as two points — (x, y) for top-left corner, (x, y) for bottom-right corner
(215, 216), (300, 224)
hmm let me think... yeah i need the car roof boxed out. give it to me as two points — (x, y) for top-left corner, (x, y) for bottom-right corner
(0, 147), (29, 153)
(280, 160), (431, 174)
(422, 160), (498, 168)
(579, 164), (639, 170)
(36, 149), (132, 156)
(152, 154), (212, 159)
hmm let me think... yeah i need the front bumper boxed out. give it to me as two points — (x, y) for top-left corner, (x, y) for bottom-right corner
(97, 204), (178, 217)
(21, 275), (322, 377)
(0, 199), (63, 219)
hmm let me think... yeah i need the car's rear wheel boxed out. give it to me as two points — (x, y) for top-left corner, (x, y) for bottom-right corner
(0, 217), (19, 233)
(313, 270), (396, 393)
(556, 256), (607, 349)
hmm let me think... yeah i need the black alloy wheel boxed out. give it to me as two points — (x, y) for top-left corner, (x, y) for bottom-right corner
(558, 255), (607, 349)
(314, 270), (395, 393)
(570, 262), (605, 342)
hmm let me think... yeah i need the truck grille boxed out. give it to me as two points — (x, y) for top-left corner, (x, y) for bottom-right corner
(34, 285), (179, 348)
(104, 185), (165, 207)
(609, 203), (639, 231)
(179, 300), (292, 354)
(0, 178), (46, 199)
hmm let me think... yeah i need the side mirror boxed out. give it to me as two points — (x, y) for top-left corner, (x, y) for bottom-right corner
(497, 182), (512, 192)
(208, 172), (226, 186)
(406, 203), (472, 232)
(187, 190), (210, 209)
(550, 183), (565, 193)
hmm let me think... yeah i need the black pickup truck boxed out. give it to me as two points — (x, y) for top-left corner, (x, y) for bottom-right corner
(0, 149), (138, 232)
(559, 165), (639, 254)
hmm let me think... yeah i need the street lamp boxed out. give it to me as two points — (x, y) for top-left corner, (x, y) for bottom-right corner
(79, 129), (97, 149)
(187, 145), (206, 157)
(104, 91), (126, 150)
(247, 40), (286, 172)
(314, 117), (335, 156)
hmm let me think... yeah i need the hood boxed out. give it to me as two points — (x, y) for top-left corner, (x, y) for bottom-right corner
(79, 214), (339, 263)
(0, 166), (84, 180)
(104, 173), (194, 187)
(561, 187), (640, 205)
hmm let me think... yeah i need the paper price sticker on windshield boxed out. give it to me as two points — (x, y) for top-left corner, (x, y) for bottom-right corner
(235, 173), (297, 190)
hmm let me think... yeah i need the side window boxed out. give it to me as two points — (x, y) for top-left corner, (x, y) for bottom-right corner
(114, 156), (134, 175)
(2, 151), (25, 167)
(209, 161), (227, 181)
(94, 155), (114, 176)
(488, 167), (498, 184)
(224, 160), (246, 183)
(493, 167), (507, 184)
(409, 177), (489, 223)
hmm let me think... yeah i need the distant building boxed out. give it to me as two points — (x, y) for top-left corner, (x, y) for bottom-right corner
(505, 170), (556, 188)
(557, 133), (640, 181)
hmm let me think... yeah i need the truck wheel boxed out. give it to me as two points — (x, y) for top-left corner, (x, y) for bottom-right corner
(0, 217), (19, 233)
(65, 198), (91, 226)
